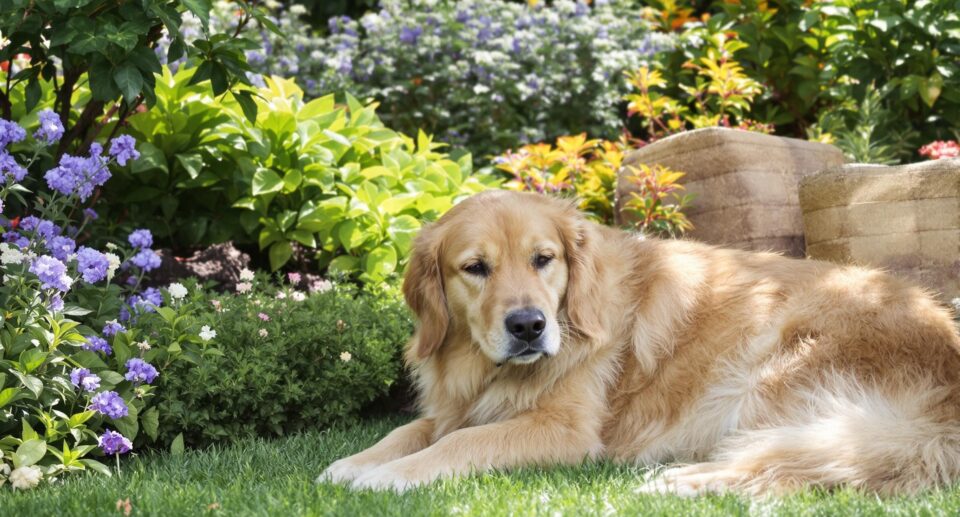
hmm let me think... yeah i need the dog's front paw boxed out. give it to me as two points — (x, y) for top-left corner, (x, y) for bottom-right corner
(636, 465), (738, 497)
(318, 457), (376, 485)
(350, 461), (433, 492)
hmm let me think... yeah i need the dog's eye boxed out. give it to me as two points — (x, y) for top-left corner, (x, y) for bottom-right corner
(463, 261), (488, 277)
(534, 254), (554, 269)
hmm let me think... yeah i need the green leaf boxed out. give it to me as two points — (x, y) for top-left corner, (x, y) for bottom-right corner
(171, 433), (185, 456)
(181, 0), (212, 30)
(141, 407), (159, 442)
(176, 153), (204, 179)
(289, 230), (316, 248)
(25, 78), (41, 113)
(363, 245), (398, 281)
(11, 371), (42, 398)
(268, 241), (293, 271)
(328, 255), (360, 275)
(80, 459), (113, 476)
(113, 64), (143, 104)
(16, 439), (47, 467)
(112, 403), (139, 441)
(18, 348), (47, 374)
(68, 411), (95, 428)
(336, 220), (363, 251)
(233, 90), (259, 123)
(920, 74), (944, 107)
(252, 168), (283, 196)
(0, 387), (22, 408)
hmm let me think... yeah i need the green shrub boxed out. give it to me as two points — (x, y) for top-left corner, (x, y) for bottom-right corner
(105, 68), (499, 280)
(152, 275), (412, 448)
(655, 0), (960, 162)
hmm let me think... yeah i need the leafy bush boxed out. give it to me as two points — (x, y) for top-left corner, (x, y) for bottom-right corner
(0, 117), (218, 489)
(108, 69), (499, 279)
(0, 0), (266, 159)
(152, 274), (412, 448)
(171, 0), (673, 160)
(655, 0), (960, 163)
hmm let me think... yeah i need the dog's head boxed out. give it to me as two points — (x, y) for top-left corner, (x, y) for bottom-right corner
(403, 191), (603, 366)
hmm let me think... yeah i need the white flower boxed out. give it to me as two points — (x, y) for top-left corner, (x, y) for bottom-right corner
(0, 243), (25, 265)
(239, 268), (255, 281)
(339, 351), (352, 362)
(236, 282), (252, 294)
(137, 340), (151, 352)
(9, 465), (42, 490)
(105, 253), (121, 281)
(291, 291), (307, 302)
(259, 328), (269, 338)
(289, 4), (307, 15)
(276, 291), (287, 299)
(310, 279), (332, 293)
(167, 282), (188, 300)
(105, 242), (118, 250)
(199, 325), (217, 341)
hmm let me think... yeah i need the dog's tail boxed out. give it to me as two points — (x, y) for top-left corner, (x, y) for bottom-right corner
(710, 378), (960, 495)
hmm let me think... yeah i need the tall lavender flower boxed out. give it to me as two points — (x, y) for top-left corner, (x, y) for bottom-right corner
(108, 135), (140, 166)
(82, 336), (112, 355)
(69, 368), (101, 392)
(0, 152), (27, 183)
(0, 119), (26, 150)
(76, 246), (110, 283)
(29, 255), (72, 291)
(99, 429), (132, 455)
(47, 235), (76, 261)
(34, 110), (64, 144)
(89, 391), (128, 419)
(124, 358), (158, 384)
(127, 229), (153, 249)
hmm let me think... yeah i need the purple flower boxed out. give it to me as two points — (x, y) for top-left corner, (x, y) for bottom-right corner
(76, 246), (110, 283)
(125, 287), (162, 318)
(98, 429), (132, 455)
(69, 367), (101, 392)
(20, 216), (60, 241)
(108, 135), (139, 166)
(83, 208), (98, 220)
(141, 287), (162, 307)
(124, 358), (158, 384)
(47, 294), (64, 312)
(399, 26), (422, 45)
(29, 255), (72, 291)
(43, 150), (111, 201)
(3, 231), (29, 248)
(127, 229), (153, 249)
(34, 109), (64, 144)
(89, 391), (128, 419)
(47, 235), (76, 261)
(0, 152), (27, 183)
(82, 336), (112, 355)
(102, 321), (125, 336)
(0, 119), (26, 150)
(130, 248), (161, 271)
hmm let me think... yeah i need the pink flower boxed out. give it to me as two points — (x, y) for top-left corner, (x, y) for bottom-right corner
(919, 140), (960, 160)
(258, 312), (270, 321)
(288, 272), (302, 284)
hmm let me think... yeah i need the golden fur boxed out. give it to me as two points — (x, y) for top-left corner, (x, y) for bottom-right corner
(322, 191), (960, 495)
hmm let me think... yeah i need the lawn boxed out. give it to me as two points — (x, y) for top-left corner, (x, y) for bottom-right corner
(3, 417), (959, 517)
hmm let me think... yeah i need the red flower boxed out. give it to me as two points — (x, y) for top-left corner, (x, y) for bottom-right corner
(919, 140), (960, 160)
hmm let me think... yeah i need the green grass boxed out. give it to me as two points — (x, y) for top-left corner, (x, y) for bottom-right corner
(3, 417), (960, 516)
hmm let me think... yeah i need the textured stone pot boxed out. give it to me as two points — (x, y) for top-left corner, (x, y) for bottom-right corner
(800, 159), (960, 301)
(615, 127), (845, 256)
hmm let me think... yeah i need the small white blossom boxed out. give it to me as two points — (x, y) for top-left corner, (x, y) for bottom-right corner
(259, 328), (269, 338)
(291, 291), (307, 302)
(239, 268), (255, 281)
(236, 282), (252, 294)
(0, 243), (25, 265)
(310, 279), (332, 293)
(167, 282), (188, 300)
(9, 465), (42, 490)
(276, 291), (287, 299)
(137, 340), (151, 352)
(105, 253), (121, 281)
(199, 325), (217, 341)
(339, 351), (352, 362)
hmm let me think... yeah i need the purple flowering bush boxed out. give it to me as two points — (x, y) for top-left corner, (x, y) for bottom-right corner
(0, 117), (220, 489)
(163, 0), (673, 160)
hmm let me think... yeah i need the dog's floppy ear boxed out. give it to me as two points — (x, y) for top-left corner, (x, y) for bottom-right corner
(557, 202), (606, 343)
(403, 224), (449, 359)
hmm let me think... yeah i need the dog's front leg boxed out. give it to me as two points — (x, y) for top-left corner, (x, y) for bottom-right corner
(350, 411), (601, 491)
(320, 418), (436, 483)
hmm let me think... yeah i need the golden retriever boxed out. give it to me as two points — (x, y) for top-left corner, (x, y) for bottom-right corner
(322, 190), (960, 495)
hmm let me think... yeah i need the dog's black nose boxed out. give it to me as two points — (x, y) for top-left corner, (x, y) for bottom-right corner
(505, 308), (546, 343)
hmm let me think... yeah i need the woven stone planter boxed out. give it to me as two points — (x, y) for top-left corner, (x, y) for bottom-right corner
(800, 159), (960, 301)
(615, 127), (844, 256)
